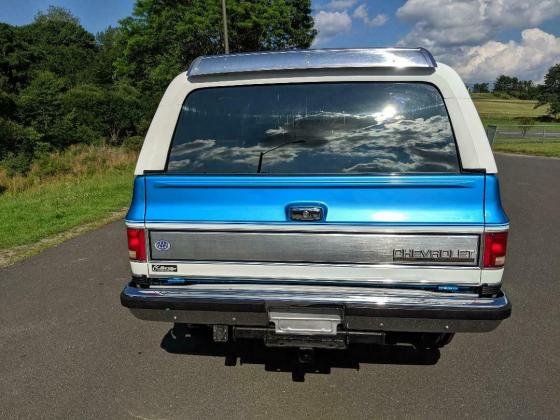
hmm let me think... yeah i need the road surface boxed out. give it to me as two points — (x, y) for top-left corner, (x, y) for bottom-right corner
(1, 153), (559, 419)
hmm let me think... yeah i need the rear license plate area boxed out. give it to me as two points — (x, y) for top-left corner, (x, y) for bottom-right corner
(268, 308), (342, 336)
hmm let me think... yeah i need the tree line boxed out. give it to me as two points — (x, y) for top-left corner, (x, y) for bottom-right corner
(1, 1), (558, 177)
(0, 1), (315, 174)
(472, 67), (560, 116)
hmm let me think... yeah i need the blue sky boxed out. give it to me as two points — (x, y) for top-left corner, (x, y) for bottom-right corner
(0, 0), (132, 34)
(1, 0), (559, 82)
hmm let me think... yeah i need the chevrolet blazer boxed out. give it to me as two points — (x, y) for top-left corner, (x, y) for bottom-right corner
(121, 48), (511, 350)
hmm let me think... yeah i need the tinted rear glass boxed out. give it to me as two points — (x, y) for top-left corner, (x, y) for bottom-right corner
(167, 83), (460, 174)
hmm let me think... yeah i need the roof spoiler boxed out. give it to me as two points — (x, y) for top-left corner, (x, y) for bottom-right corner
(187, 47), (437, 79)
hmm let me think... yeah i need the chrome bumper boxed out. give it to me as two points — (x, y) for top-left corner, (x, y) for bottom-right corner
(121, 283), (511, 333)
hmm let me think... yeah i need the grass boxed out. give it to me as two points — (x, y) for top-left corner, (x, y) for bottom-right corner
(0, 145), (137, 265)
(492, 140), (560, 157)
(472, 93), (560, 157)
(0, 165), (134, 250)
(472, 93), (551, 126)
(0, 144), (137, 193)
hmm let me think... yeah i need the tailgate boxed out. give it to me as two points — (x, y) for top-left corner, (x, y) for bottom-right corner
(143, 174), (485, 285)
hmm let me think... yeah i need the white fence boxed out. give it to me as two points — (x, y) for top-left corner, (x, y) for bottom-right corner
(486, 125), (560, 144)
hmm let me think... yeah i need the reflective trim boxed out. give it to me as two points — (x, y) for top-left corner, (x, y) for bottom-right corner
(187, 48), (437, 79)
(138, 283), (481, 303)
(484, 224), (510, 232)
(149, 230), (479, 266)
(145, 222), (485, 234)
(125, 221), (145, 229)
(147, 261), (481, 270)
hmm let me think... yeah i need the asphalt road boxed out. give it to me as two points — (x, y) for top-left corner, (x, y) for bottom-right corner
(1, 153), (559, 419)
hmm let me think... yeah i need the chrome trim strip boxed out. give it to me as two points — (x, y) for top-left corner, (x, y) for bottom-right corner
(147, 277), (480, 288)
(127, 283), (498, 306)
(147, 261), (481, 270)
(152, 178), (474, 187)
(484, 224), (510, 232)
(125, 221), (145, 229)
(147, 274), (479, 287)
(187, 48), (437, 79)
(149, 231), (480, 266)
(145, 222), (485, 234)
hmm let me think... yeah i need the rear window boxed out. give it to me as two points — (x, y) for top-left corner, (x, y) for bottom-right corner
(167, 82), (460, 174)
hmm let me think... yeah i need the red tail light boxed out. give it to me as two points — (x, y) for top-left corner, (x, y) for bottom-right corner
(483, 231), (508, 268)
(127, 228), (146, 261)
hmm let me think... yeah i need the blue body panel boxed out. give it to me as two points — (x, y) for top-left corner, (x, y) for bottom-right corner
(484, 175), (509, 225)
(132, 174), (491, 226)
(125, 176), (146, 223)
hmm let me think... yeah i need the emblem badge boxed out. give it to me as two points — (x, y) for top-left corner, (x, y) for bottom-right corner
(152, 264), (177, 272)
(154, 239), (171, 251)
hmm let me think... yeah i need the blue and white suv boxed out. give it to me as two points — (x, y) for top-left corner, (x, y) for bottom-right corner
(121, 48), (511, 350)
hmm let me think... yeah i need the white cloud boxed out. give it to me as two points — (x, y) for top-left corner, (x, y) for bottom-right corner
(353, 4), (388, 27)
(352, 4), (368, 20)
(454, 29), (560, 83)
(396, 0), (560, 81)
(369, 14), (389, 27)
(326, 0), (357, 11)
(397, 0), (560, 48)
(313, 10), (352, 46)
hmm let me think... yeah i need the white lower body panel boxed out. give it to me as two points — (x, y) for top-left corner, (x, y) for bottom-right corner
(145, 262), (483, 285)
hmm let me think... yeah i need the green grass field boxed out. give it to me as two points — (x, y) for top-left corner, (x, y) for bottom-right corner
(0, 165), (134, 251)
(472, 93), (551, 125)
(472, 93), (560, 157)
(492, 140), (560, 157)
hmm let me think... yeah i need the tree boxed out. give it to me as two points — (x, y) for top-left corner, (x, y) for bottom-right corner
(60, 82), (143, 144)
(493, 75), (520, 96)
(0, 23), (34, 93)
(91, 27), (121, 86)
(19, 6), (97, 84)
(472, 83), (489, 93)
(115, 0), (316, 108)
(537, 64), (560, 117)
(0, 89), (16, 119)
(17, 71), (67, 138)
(0, 1), (317, 171)
(0, 117), (41, 170)
(493, 75), (540, 99)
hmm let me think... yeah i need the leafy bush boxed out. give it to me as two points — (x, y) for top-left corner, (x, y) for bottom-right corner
(2, 152), (33, 176)
(122, 135), (144, 151)
(492, 91), (514, 99)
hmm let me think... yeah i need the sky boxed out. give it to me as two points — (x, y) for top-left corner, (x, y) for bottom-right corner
(1, 0), (559, 83)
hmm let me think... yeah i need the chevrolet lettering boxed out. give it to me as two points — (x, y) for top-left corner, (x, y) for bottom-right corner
(121, 48), (511, 352)
(392, 249), (477, 264)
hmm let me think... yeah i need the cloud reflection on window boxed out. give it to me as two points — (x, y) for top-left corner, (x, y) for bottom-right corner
(167, 83), (460, 174)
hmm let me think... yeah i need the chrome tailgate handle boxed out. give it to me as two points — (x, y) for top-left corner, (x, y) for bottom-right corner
(269, 311), (341, 336)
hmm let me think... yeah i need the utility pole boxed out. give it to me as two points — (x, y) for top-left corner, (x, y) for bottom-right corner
(221, 0), (229, 54)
